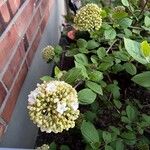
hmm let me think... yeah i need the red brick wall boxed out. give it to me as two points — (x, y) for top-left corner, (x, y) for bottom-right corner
(0, 0), (54, 137)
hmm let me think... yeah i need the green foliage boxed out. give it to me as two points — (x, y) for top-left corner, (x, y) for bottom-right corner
(39, 0), (150, 149)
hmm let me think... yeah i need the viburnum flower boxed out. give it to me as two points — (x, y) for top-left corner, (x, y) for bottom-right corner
(27, 81), (80, 133)
(74, 3), (102, 32)
(41, 45), (55, 62)
(112, 6), (128, 20)
(36, 144), (49, 150)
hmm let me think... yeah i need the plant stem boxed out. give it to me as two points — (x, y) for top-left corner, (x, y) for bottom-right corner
(106, 39), (118, 53)
(138, 0), (149, 19)
(74, 80), (84, 89)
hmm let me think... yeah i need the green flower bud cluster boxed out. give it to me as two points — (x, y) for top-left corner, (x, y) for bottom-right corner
(36, 144), (49, 150)
(113, 6), (125, 12)
(42, 45), (55, 62)
(112, 6), (128, 20)
(27, 81), (80, 133)
(74, 3), (102, 32)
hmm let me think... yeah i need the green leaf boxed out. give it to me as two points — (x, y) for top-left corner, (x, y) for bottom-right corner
(98, 62), (113, 71)
(54, 45), (62, 55)
(119, 18), (132, 28)
(78, 88), (97, 105)
(126, 105), (137, 121)
(144, 16), (150, 27)
(102, 131), (112, 144)
(40, 76), (52, 82)
(75, 62), (89, 79)
(97, 47), (106, 59)
(86, 81), (103, 95)
(85, 111), (97, 122)
(113, 51), (130, 61)
(121, 116), (131, 123)
(77, 39), (88, 49)
(49, 142), (57, 150)
(123, 62), (137, 75)
(116, 140), (124, 150)
(121, 0), (129, 6)
(75, 54), (88, 65)
(87, 40), (99, 50)
(107, 83), (120, 99)
(105, 145), (113, 150)
(54, 66), (64, 79)
(62, 67), (83, 84)
(91, 55), (99, 64)
(124, 38), (147, 64)
(142, 114), (150, 124)
(88, 70), (103, 82)
(121, 131), (136, 140)
(65, 48), (79, 57)
(140, 40), (150, 57)
(132, 71), (150, 88)
(110, 126), (120, 135)
(113, 99), (122, 109)
(124, 28), (132, 37)
(104, 28), (116, 40)
(60, 145), (70, 150)
(81, 121), (100, 145)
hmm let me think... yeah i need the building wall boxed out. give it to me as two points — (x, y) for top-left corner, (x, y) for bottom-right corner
(0, 0), (66, 148)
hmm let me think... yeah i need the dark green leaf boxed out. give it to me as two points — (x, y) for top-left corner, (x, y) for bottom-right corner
(62, 67), (83, 84)
(87, 40), (99, 50)
(119, 18), (132, 28)
(124, 62), (137, 75)
(126, 105), (137, 121)
(97, 47), (106, 59)
(81, 121), (100, 145)
(86, 81), (103, 95)
(75, 54), (88, 65)
(104, 28), (116, 40)
(102, 131), (112, 144)
(60, 145), (70, 150)
(78, 88), (97, 105)
(49, 142), (57, 150)
(132, 71), (150, 88)
(88, 70), (103, 82)
(105, 145), (113, 150)
(77, 39), (88, 49)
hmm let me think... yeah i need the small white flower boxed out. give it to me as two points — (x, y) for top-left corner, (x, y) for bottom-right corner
(46, 129), (52, 133)
(28, 90), (39, 105)
(56, 102), (67, 114)
(46, 82), (57, 92)
(70, 101), (79, 111)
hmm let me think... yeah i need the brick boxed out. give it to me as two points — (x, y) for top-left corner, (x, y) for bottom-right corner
(26, 8), (41, 42)
(40, 0), (49, 16)
(0, 25), (19, 72)
(2, 41), (25, 89)
(0, 123), (6, 138)
(14, 0), (34, 37)
(0, 82), (7, 107)
(26, 29), (41, 67)
(1, 62), (28, 123)
(40, 6), (50, 34)
(0, 2), (11, 23)
(8, 0), (21, 14)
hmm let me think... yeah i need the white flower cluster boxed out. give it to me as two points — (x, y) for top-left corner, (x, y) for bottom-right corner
(27, 81), (80, 133)
(74, 3), (102, 32)
(36, 144), (49, 150)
